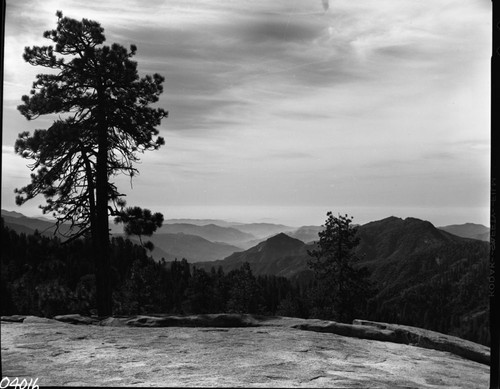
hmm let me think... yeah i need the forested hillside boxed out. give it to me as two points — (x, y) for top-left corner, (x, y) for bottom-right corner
(0, 219), (302, 318)
(0, 215), (490, 346)
(197, 217), (491, 345)
(198, 233), (311, 278)
(354, 217), (490, 344)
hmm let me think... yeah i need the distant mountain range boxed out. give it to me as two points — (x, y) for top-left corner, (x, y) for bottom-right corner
(163, 218), (242, 228)
(286, 225), (323, 244)
(0, 210), (244, 263)
(2, 210), (26, 219)
(137, 233), (243, 263)
(195, 216), (489, 279)
(162, 219), (295, 236)
(1, 210), (73, 237)
(438, 223), (490, 242)
(156, 223), (255, 246)
(225, 223), (296, 239)
(1, 209), (489, 265)
(1, 209), (489, 345)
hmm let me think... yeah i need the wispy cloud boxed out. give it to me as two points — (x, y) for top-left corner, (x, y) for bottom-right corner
(2, 0), (491, 225)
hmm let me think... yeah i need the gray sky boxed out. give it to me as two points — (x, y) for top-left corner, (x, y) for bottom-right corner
(2, 0), (491, 227)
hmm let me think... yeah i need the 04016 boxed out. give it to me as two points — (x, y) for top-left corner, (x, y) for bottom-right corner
(0, 377), (39, 389)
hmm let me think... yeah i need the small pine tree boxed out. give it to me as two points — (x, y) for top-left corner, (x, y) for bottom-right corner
(307, 212), (374, 322)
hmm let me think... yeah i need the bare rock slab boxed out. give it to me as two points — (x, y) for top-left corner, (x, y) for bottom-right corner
(1, 317), (489, 387)
(294, 318), (489, 366)
(353, 319), (490, 366)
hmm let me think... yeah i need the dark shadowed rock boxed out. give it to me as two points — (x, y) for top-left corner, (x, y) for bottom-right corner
(125, 313), (260, 328)
(54, 314), (99, 325)
(1, 315), (26, 323)
(292, 320), (405, 343)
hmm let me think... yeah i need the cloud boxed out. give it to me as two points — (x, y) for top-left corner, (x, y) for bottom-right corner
(231, 15), (323, 44)
(2, 0), (490, 225)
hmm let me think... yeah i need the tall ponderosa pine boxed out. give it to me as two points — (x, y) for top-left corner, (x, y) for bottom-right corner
(14, 11), (167, 316)
(307, 212), (373, 322)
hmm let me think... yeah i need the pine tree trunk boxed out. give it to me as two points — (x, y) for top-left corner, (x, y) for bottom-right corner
(81, 146), (108, 316)
(95, 91), (112, 317)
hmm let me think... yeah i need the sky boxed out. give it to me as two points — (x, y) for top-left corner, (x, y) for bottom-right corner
(1, 0), (491, 227)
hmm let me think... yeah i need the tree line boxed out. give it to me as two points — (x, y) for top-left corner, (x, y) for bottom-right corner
(0, 213), (367, 321)
(0, 220), (306, 318)
(1, 216), (489, 347)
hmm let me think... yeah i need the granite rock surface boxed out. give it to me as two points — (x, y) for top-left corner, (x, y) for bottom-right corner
(1, 315), (490, 388)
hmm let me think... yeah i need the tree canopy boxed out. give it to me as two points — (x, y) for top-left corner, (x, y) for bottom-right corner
(114, 206), (164, 251)
(307, 212), (373, 322)
(14, 11), (167, 316)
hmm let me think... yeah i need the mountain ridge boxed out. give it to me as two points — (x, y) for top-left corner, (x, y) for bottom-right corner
(156, 223), (255, 246)
(195, 215), (490, 344)
(438, 223), (490, 242)
(144, 232), (243, 262)
(196, 232), (312, 279)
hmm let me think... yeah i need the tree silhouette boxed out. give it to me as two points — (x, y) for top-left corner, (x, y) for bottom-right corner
(114, 206), (164, 251)
(14, 11), (167, 316)
(307, 212), (373, 322)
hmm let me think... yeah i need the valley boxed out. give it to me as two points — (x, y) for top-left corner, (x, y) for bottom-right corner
(1, 209), (491, 346)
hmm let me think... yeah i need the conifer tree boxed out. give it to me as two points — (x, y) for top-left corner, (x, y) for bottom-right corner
(307, 212), (373, 322)
(14, 11), (167, 316)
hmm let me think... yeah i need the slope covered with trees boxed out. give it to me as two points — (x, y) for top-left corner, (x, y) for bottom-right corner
(0, 220), (303, 318)
(196, 233), (311, 278)
(0, 214), (490, 346)
(195, 216), (491, 345)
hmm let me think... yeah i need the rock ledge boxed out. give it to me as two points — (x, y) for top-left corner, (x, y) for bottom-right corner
(1, 314), (489, 365)
(1, 314), (490, 388)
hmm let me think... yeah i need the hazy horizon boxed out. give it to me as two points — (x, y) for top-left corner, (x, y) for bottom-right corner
(2, 1), (491, 230)
(1, 204), (490, 229)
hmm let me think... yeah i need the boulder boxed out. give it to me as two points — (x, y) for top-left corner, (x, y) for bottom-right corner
(53, 314), (99, 325)
(1, 315), (26, 323)
(22, 316), (60, 324)
(99, 317), (129, 327)
(125, 313), (260, 328)
(352, 319), (490, 366)
(292, 320), (406, 343)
